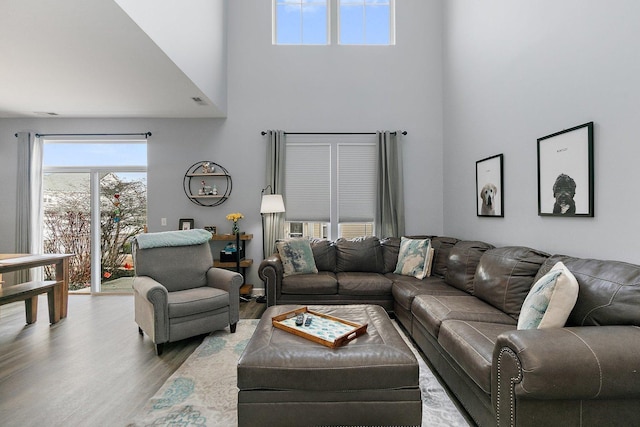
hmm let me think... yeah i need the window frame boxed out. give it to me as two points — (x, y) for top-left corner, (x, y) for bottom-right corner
(42, 137), (147, 293)
(272, 0), (331, 45)
(272, 0), (395, 46)
(337, 0), (396, 46)
(284, 134), (376, 240)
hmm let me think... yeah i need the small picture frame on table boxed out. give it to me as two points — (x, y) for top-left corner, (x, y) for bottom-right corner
(204, 225), (217, 234)
(179, 218), (195, 230)
(537, 122), (594, 217)
(476, 154), (504, 217)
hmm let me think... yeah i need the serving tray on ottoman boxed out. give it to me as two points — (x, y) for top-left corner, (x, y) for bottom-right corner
(271, 306), (368, 348)
(237, 304), (421, 427)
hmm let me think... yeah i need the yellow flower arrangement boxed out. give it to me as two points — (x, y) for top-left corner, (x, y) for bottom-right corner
(226, 212), (244, 234)
(226, 212), (244, 222)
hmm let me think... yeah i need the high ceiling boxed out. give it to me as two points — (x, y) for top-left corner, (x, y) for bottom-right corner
(0, 0), (225, 118)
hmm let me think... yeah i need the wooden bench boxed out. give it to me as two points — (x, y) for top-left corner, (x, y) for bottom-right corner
(0, 280), (63, 324)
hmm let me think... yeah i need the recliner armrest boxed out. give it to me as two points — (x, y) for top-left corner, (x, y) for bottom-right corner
(493, 325), (640, 425)
(207, 267), (243, 294)
(207, 267), (242, 326)
(132, 275), (169, 343)
(133, 275), (168, 306)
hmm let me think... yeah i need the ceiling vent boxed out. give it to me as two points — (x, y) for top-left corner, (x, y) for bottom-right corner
(191, 97), (208, 106)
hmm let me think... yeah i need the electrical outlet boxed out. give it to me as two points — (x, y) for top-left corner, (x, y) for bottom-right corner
(161, 218), (167, 226)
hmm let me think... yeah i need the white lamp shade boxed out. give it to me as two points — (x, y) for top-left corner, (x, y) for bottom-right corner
(260, 194), (285, 214)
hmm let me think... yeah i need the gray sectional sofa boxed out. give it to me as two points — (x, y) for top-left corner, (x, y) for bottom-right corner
(258, 235), (640, 427)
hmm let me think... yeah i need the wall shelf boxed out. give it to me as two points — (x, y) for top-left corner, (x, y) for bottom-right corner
(183, 161), (232, 207)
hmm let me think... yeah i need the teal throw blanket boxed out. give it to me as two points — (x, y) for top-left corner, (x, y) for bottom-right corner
(135, 229), (212, 249)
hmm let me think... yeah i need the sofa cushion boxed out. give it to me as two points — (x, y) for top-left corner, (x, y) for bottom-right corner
(473, 246), (550, 320)
(281, 272), (338, 295)
(390, 275), (467, 311)
(438, 320), (515, 394)
(394, 237), (433, 279)
(167, 286), (229, 319)
(381, 237), (401, 273)
(517, 261), (579, 330)
(444, 241), (494, 293)
(309, 238), (336, 272)
(535, 255), (640, 327)
(276, 238), (318, 277)
(411, 295), (516, 339)
(336, 272), (393, 296)
(430, 237), (460, 278)
(335, 236), (384, 273)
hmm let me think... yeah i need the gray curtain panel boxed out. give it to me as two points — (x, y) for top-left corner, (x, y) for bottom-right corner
(264, 130), (286, 258)
(375, 131), (405, 238)
(15, 132), (44, 283)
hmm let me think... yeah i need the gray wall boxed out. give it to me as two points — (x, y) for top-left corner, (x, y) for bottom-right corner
(443, 0), (640, 263)
(0, 0), (444, 290)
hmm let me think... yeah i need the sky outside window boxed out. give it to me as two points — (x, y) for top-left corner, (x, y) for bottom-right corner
(276, 0), (328, 45)
(44, 143), (147, 167)
(274, 0), (393, 45)
(340, 0), (391, 45)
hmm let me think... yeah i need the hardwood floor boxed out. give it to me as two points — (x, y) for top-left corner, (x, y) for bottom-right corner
(0, 294), (266, 427)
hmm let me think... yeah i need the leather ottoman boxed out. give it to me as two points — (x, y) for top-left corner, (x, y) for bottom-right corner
(237, 304), (421, 427)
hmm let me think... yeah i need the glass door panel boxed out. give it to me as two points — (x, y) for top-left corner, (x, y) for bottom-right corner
(99, 172), (147, 293)
(43, 172), (92, 292)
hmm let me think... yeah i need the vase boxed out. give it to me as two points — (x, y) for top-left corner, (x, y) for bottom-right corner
(232, 222), (239, 235)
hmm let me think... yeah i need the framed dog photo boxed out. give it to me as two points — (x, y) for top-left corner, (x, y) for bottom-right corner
(476, 154), (504, 217)
(537, 122), (594, 217)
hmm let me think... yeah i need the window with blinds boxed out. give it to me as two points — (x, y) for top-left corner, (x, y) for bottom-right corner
(285, 144), (331, 222)
(285, 135), (376, 240)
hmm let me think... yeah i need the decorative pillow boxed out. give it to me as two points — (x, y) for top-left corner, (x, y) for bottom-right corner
(276, 238), (319, 277)
(517, 261), (579, 330)
(394, 237), (432, 279)
(425, 247), (435, 277)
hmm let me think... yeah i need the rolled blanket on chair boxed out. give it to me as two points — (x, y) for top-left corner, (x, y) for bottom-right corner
(135, 229), (212, 249)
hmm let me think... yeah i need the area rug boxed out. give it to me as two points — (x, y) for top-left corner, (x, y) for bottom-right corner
(128, 319), (471, 427)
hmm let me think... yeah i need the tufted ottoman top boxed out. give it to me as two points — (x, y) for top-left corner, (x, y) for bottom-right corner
(237, 304), (418, 392)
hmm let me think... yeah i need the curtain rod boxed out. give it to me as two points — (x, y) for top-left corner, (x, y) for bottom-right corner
(14, 132), (152, 138)
(260, 131), (407, 136)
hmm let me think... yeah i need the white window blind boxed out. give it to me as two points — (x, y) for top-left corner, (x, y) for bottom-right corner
(338, 143), (376, 222)
(285, 144), (331, 221)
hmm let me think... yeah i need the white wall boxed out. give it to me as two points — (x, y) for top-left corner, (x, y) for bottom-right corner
(0, 0), (443, 290)
(114, 0), (228, 115)
(443, 0), (640, 263)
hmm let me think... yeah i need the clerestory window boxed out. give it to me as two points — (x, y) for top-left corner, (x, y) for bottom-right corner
(273, 0), (395, 45)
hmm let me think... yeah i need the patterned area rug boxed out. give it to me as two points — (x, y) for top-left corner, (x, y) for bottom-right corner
(128, 318), (471, 427)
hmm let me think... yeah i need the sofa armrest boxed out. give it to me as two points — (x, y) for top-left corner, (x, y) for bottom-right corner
(258, 253), (283, 306)
(132, 275), (169, 344)
(207, 267), (243, 325)
(493, 326), (640, 426)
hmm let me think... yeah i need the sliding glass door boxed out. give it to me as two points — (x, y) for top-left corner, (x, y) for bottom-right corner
(42, 138), (147, 293)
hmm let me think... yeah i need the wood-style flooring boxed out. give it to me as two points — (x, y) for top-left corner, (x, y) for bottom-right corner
(0, 294), (266, 427)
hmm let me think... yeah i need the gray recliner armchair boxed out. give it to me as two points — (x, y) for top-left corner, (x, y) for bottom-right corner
(132, 230), (242, 355)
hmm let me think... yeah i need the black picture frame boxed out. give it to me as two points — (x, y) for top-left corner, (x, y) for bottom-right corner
(476, 154), (504, 217)
(179, 218), (195, 230)
(537, 122), (594, 217)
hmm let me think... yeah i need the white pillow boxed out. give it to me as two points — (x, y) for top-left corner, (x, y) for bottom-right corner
(394, 237), (432, 279)
(517, 261), (579, 330)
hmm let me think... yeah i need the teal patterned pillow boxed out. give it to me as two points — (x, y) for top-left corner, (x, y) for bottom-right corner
(517, 261), (579, 330)
(276, 238), (319, 277)
(394, 237), (432, 279)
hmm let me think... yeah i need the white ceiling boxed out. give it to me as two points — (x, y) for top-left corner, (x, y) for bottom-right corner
(0, 0), (225, 118)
